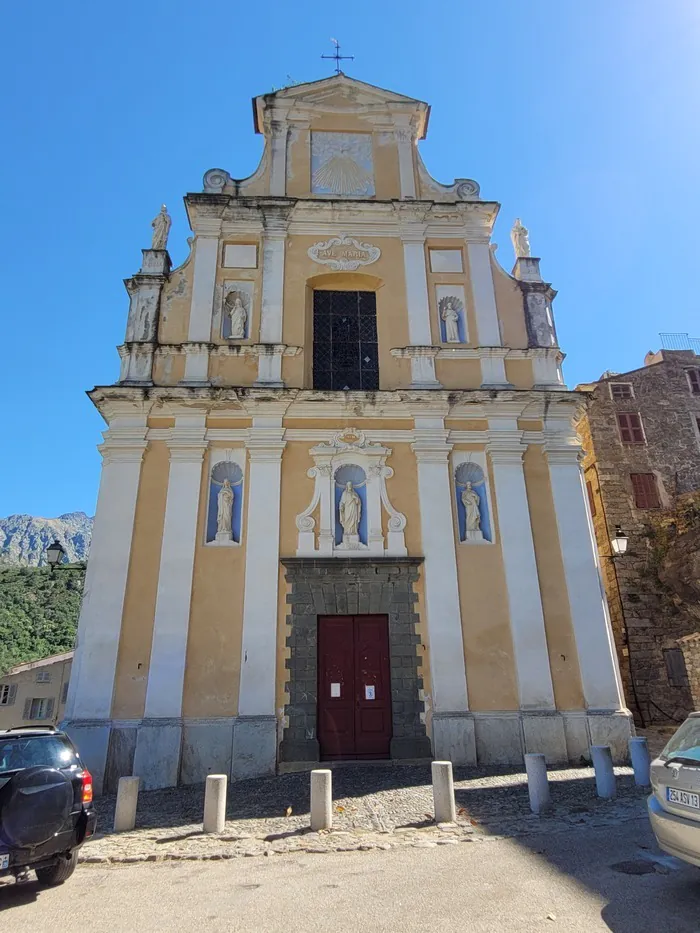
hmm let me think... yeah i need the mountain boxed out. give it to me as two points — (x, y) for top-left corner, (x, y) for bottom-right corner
(0, 512), (93, 567)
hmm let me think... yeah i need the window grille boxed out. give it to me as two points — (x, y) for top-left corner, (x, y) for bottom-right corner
(313, 290), (378, 391)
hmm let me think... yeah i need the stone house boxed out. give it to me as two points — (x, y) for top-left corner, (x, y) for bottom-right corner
(0, 651), (73, 730)
(577, 348), (700, 725)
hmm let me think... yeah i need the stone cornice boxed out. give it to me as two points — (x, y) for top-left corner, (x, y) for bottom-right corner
(88, 385), (584, 424)
(183, 195), (499, 239)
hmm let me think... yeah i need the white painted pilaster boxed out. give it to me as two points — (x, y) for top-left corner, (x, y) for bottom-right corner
(143, 416), (206, 719)
(184, 224), (220, 382)
(395, 125), (417, 199)
(402, 236), (440, 388)
(487, 421), (556, 713)
(545, 436), (625, 711)
(258, 225), (287, 385)
(412, 417), (474, 763)
(268, 121), (288, 196)
(233, 419), (286, 777)
(467, 242), (502, 349)
(65, 420), (147, 721)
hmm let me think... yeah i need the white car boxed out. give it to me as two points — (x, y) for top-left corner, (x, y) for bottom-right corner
(648, 712), (700, 867)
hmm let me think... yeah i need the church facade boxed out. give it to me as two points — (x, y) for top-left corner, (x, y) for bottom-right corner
(64, 75), (632, 792)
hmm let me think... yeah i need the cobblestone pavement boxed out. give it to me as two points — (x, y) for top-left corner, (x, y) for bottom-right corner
(80, 764), (650, 863)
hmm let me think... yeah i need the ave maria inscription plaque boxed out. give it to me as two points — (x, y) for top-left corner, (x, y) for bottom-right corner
(307, 235), (381, 272)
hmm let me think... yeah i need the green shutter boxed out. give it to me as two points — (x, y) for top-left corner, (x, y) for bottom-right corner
(23, 698), (32, 720)
(45, 698), (55, 720)
(7, 684), (17, 706)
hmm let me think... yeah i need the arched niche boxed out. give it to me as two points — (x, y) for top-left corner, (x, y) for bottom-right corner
(295, 428), (407, 557)
(452, 452), (494, 545)
(205, 449), (246, 546)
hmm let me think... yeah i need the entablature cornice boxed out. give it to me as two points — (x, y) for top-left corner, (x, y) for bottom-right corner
(89, 385), (582, 425)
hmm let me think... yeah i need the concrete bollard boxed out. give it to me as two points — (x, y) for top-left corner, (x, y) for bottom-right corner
(203, 774), (228, 834)
(310, 769), (333, 831)
(113, 776), (140, 832)
(432, 760), (457, 823)
(590, 745), (616, 798)
(524, 753), (551, 814)
(629, 737), (651, 786)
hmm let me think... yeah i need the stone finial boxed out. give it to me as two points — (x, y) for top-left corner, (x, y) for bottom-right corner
(150, 205), (171, 250)
(511, 218), (531, 259)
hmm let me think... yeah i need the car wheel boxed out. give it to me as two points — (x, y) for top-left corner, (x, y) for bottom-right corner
(35, 850), (79, 886)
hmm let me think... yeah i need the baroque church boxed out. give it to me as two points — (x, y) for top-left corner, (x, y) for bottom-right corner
(64, 74), (632, 792)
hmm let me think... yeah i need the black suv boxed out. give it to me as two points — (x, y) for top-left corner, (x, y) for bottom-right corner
(0, 727), (97, 886)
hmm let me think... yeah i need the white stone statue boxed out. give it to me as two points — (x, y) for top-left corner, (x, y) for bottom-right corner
(441, 300), (460, 343)
(151, 205), (171, 250)
(461, 482), (483, 541)
(339, 481), (361, 538)
(226, 295), (247, 339)
(216, 479), (234, 540)
(511, 218), (531, 259)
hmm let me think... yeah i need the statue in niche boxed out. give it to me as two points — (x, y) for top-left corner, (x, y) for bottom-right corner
(151, 205), (171, 250)
(441, 300), (461, 343)
(461, 482), (483, 542)
(339, 481), (362, 538)
(225, 293), (248, 339)
(510, 218), (531, 259)
(216, 478), (234, 540)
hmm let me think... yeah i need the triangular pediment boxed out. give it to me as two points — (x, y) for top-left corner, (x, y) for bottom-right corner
(253, 74), (430, 137)
(270, 74), (426, 107)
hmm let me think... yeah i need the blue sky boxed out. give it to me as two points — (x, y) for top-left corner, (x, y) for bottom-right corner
(2, 1), (699, 518)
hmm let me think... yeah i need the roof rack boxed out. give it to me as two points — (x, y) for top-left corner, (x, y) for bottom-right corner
(1, 725), (58, 733)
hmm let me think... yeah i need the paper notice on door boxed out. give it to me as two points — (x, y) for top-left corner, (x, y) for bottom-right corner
(365, 685), (375, 700)
(330, 683), (341, 697)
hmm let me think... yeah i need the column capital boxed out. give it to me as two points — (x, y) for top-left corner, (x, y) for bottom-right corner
(191, 219), (222, 238)
(544, 439), (583, 466)
(411, 427), (452, 462)
(246, 425), (286, 461)
(98, 441), (147, 465)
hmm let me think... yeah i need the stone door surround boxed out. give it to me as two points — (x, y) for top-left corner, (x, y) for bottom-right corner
(280, 558), (431, 763)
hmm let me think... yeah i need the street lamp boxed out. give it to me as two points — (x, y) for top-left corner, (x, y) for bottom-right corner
(46, 540), (66, 571)
(610, 525), (628, 557)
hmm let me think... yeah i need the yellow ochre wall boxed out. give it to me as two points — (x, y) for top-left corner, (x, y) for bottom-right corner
(111, 424), (587, 722)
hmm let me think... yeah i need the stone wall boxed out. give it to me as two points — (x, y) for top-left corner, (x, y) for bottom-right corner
(679, 633), (700, 711)
(577, 351), (700, 726)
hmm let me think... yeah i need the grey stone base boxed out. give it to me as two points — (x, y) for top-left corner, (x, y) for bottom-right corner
(181, 720), (235, 785)
(232, 716), (277, 779)
(432, 713), (477, 765)
(279, 737), (320, 763)
(60, 722), (111, 796)
(133, 721), (182, 790)
(468, 710), (634, 766)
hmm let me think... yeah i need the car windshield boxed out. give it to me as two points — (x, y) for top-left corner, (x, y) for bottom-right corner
(0, 735), (79, 775)
(661, 718), (700, 763)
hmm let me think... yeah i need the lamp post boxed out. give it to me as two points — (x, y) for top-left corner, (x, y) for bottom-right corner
(46, 540), (67, 572)
(602, 525), (645, 727)
(610, 525), (628, 557)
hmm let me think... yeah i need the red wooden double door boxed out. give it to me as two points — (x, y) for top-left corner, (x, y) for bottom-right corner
(317, 615), (392, 760)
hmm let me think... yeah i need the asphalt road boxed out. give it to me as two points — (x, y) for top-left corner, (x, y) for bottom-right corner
(1, 817), (698, 931)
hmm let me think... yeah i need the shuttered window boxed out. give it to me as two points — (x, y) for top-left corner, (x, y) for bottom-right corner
(617, 412), (645, 444)
(610, 383), (633, 400)
(631, 473), (660, 509)
(23, 697), (55, 721)
(0, 684), (17, 706)
(586, 480), (597, 516)
(687, 369), (700, 395)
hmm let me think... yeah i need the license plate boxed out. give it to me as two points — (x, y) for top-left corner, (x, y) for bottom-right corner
(0, 854), (8, 872)
(668, 787), (700, 809)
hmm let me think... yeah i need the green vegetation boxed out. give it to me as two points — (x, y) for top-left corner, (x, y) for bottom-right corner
(0, 564), (84, 675)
